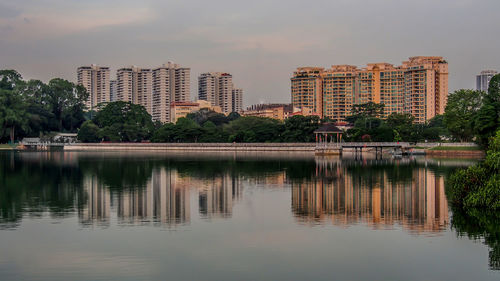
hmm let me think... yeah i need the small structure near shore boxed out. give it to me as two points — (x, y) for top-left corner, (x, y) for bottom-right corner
(314, 123), (343, 144)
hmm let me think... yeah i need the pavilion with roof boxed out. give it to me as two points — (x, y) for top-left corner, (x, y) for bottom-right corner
(314, 123), (343, 144)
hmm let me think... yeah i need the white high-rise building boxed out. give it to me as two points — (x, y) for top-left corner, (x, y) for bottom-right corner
(198, 72), (243, 114)
(152, 62), (191, 123)
(77, 64), (111, 110)
(477, 70), (498, 92)
(232, 88), (243, 113)
(116, 66), (153, 114)
(198, 72), (218, 106)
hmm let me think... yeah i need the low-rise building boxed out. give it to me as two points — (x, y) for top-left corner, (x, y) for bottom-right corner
(242, 104), (293, 121)
(170, 100), (222, 123)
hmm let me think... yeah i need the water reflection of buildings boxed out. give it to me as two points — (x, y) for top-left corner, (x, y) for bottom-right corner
(80, 175), (111, 226)
(199, 174), (242, 219)
(79, 167), (247, 226)
(117, 169), (190, 226)
(292, 161), (449, 233)
(80, 167), (190, 227)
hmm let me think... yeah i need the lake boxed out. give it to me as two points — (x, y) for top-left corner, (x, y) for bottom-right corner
(0, 151), (498, 281)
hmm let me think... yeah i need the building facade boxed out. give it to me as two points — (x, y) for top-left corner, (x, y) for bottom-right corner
(198, 72), (243, 114)
(77, 64), (111, 110)
(110, 80), (118, 102)
(290, 67), (324, 117)
(152, 62), (191, 123)
(232, 88), (243, 113)
(477, 70), (498, 92)
(116, 66), (153, 114)
(170, 100), (222, 123)
(242, 104), (293, 121)
(291, 57), (449, 123)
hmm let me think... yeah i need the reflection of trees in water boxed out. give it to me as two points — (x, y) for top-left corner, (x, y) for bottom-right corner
(0, 152), (84, 228)
(451, 207), (500, 270)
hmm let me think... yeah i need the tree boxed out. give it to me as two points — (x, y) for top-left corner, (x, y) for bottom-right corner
(0, 89), (29, 143)
(15, 79), (54, 135)
(46, 79), (88, 132)
(94, 101), (154, 142)
(282, 115), (320, 142)
(77, 120), (99, 143)
(0, 70), (22, 90)
(199, 121), (225, 143)
(227, 112), (241, 121)
(474, 74), (500, 146)
(387, 113), (415, 141)
(444, 89), (484, 142)
(347, 102), (385, 121)
(151, 123), (176, 142)
(187, 109), (229, 126)
(174, 118), (203, 142)
(346, 102), (385, 131)
(447, 129), (500, 210)
(224, 116), (283, 143)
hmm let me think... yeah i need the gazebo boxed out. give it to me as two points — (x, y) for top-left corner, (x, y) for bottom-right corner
(314, 123), (343, 144)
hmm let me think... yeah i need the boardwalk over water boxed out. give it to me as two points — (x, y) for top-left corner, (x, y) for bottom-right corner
(315, 142), (410, 155)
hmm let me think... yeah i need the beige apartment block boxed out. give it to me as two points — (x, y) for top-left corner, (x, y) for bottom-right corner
(152, 62), (191, 123)
(242, 104), (293, 121)
(116, 66), (153, 114)
(290, 67), (324, 118)
(198, 72), (243, 114)
(170, 100), (222, 123)
(77, 64), (110, 110)
(291, 57), (448, 123)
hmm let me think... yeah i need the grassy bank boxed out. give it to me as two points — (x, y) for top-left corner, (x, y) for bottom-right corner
(429, 146), (482, 151)
(0, 144), (16, 150)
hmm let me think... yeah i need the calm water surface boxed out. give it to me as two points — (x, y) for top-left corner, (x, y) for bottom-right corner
(0, 151), (498, 281)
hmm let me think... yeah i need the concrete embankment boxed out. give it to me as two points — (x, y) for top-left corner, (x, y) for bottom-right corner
(64, 143), (317, 152)
(61, 142), (484, 157)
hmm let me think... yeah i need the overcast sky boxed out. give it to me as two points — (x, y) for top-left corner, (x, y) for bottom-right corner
(1, 0), (499, 106)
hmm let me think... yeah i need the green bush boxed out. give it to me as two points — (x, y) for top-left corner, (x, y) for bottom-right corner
(77, 120), (99, 143)
(447, 130), (500, 210)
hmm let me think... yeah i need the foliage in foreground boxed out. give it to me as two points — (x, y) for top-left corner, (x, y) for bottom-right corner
(447, 130), (500, 210)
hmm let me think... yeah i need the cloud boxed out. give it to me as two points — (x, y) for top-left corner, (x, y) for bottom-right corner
(0, 1), (154, 41)
(0, 3), (22, 18)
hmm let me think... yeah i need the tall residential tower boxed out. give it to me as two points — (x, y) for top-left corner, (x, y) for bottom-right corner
(77, 64), (111, 110)
(198, 72), (243, 114)
(116, 66), (153, 114)
(152, 62), (191, 123)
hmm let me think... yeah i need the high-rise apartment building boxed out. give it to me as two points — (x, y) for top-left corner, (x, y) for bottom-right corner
(290, 67), (324, 117)
(110, 80), (118, 102)
(116, 66), (153, 114)
(152, 62), (191, 123)
(77, 64), (111, 110)
(198, 72), (243, 114)
(291, 57), (448, 123)
(477, 70), (498, 92)
(232, 88), (243, 113)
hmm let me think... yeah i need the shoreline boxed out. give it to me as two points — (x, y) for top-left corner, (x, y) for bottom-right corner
(56, 143), (485, 157)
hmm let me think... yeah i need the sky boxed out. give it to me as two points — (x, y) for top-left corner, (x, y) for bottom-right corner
(1, 0), (499, 106)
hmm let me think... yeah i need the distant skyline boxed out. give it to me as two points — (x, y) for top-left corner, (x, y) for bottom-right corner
(1, 0), (499, 106)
